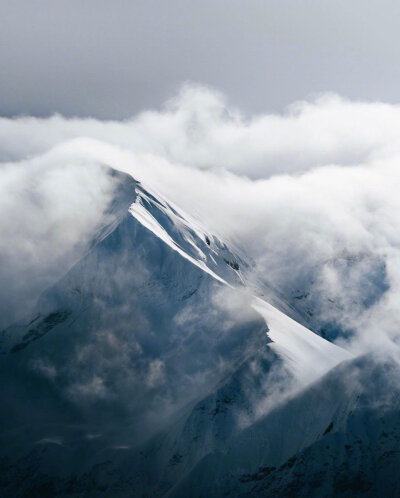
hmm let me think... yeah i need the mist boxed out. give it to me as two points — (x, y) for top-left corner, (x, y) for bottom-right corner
(2, 85), (400, 359)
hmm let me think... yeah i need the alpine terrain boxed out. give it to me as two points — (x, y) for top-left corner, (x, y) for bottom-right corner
(0, 167), (398, 497)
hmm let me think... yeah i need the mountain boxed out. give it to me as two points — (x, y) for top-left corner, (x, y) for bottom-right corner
(0, 166), (385, 497)
(168, 353), (400, 497)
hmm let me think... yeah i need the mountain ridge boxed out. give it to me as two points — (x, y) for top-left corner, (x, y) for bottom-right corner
(0, 166), (358, 497)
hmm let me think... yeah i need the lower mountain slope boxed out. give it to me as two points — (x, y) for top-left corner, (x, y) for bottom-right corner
(170, 354), (400, 497)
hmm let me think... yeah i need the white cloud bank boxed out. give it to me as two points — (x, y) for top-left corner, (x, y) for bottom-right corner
(1, 84), (400, 360)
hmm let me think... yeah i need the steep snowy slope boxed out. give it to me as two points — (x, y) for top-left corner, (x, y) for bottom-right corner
(128, 181), (351, 382)
(129, 182), (247, 285)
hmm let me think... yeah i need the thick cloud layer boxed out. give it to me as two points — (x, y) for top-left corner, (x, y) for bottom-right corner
(1, 84), (400, 360)
(4, 85), (400, 177)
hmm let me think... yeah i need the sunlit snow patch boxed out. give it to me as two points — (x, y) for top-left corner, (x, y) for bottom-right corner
(129, 190), (227, 284)
(252, 297), (352, 383)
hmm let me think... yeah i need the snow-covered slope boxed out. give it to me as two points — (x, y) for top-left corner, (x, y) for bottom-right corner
(129, 181), (248, 286)
(129, 180), (351, 382)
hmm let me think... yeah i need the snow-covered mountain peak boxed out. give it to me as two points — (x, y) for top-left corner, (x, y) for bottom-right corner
(1, 166), (350, 385)
(127, 177), (351, 381)
(0, 166), (356, 497)
(129, 180), (246, 286)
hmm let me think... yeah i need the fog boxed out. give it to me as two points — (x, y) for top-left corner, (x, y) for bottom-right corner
(1, 85), (400, 399)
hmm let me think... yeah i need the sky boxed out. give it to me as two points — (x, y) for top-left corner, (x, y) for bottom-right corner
(2, 0), (400, 118)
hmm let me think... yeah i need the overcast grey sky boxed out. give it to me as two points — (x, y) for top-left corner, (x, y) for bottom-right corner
(1, 0), (400, 118)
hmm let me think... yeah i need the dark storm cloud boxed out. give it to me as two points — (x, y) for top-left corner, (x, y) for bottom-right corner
(1, 0), (400, 119)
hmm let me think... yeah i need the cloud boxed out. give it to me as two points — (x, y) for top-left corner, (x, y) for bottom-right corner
(2, 83), (400, 379)
(0, 149), (125, 327)
(4, 85), (400, 178)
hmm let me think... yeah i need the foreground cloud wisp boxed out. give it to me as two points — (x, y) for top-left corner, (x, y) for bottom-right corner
(0, 151), (123, 327)
(1, 84), (400, 359)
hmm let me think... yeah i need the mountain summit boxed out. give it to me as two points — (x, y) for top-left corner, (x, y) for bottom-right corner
(0, 167), (377, 498)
